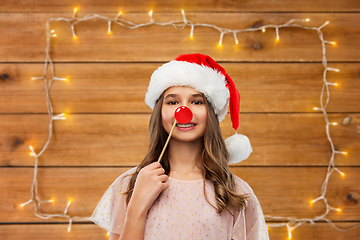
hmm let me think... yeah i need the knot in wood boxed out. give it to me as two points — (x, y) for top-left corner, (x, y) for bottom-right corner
(253, 42), (262, 50)
(1, 73), (9, 81)
(15, 138), (23, 146)
(345, 192), (359, 206)
(342, 116), (352, 125)
(11, 137), (24, 150)
(252, 21), (265, 29)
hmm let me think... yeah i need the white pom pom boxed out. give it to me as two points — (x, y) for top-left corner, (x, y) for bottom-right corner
(225, 133), (253, 164)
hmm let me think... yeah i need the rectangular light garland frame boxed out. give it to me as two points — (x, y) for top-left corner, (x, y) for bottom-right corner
(21, 9), (360, 239)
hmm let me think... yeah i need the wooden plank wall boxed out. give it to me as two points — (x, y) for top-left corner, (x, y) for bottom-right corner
(1, 1), (359, 239)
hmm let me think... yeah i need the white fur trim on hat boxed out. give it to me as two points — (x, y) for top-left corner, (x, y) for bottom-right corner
(145, 60), (230, 122)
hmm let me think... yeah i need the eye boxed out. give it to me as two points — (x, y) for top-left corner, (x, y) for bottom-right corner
(192, 100), (203, 105)
(167, 101), (178, 105)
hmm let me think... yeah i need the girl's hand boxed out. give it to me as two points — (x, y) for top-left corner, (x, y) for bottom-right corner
(128, 162), (169, 215)
(120, 162), (168, 240)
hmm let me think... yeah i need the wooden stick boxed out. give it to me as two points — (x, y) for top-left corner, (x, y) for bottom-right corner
(157, 120), (177, 163)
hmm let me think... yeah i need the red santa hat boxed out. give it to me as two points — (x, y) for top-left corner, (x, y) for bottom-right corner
(145, 53), (252, 164)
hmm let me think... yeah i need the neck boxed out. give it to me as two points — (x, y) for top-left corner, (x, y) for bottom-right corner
(167, 137), (204, 175)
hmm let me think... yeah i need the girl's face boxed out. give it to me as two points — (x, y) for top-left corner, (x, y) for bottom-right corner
(162, 86), (207, 143)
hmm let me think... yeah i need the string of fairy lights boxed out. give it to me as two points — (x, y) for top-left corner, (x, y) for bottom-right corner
(20, 8), (360, 239)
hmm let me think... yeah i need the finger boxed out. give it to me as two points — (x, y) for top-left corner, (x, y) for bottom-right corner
(161, 182), (170, 191)
(146, 161), (162, 170)
(153, 167), (165, 176)
(158, 174), (169, 183)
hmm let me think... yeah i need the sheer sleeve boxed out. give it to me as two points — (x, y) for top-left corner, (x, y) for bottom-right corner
(90, 167), (136, 235)
(231, 175), (269, 240)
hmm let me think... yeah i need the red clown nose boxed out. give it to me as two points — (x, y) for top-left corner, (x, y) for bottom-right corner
(174, 106), (193, 123)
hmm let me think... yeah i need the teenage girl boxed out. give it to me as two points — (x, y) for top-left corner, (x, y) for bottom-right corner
(91, 53), (269, 240)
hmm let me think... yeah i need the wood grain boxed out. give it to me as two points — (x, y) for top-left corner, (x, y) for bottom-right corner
(1, 113), (359, 167)
(1, 63), (359, 114)
(1, 2), (359, 239)
(0, 0), (359, 13)
(2, 167), (359, 222)
(1, 13), (359, 62)
(0, 223), (359, 240)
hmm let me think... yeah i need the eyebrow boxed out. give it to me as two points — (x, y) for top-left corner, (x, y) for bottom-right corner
(164, 93), (204, 100)
(164, 94), (177, 100)
(192, 94), (204, 98)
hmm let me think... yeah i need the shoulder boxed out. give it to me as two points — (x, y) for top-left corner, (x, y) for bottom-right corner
(112, 167), (137, 188)
(231, 173), (254, 195)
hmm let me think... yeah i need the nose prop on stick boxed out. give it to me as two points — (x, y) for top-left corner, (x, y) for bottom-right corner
(157, 106), (193, 163)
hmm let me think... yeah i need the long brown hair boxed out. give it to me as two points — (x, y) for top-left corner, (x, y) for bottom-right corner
(123, 91), (249, 213)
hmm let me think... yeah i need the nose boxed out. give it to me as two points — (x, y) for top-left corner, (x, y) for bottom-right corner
(174, 106), (193, 123)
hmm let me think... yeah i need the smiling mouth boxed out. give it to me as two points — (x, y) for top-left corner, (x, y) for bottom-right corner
(176, 123), (196, 128)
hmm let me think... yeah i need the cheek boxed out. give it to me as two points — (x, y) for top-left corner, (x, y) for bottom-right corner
(161, 107), (174, 126)
(198, 107), (207, 124)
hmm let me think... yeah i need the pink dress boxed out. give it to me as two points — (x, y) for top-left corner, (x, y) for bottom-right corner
(91, 167), (269, 240)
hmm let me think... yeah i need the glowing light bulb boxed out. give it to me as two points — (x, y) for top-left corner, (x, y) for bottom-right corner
(29, 145), (35, 156)
(310, 196), (324, 205)
(149, 10), (153, 17)
(276, 36), (280, 41)
(288, 228), (292, 240)
(116, 11), (122, 19)
(19, 200), (32, 208)
(108, 21), (112, 34)
(73, 7), (78, 18)
(336, 208), (342, 212)
(73, 35), (77, 39)
(181, 9), (184, 15)
(330, 122), (338, 126)
(305, 18), (310, 22)
(107, 232), (110, 237)
(340, 172), (345, 177)
(326, 67), (340, 72)
(262, 28), (266, 32)
(50, 199), (55, 203)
